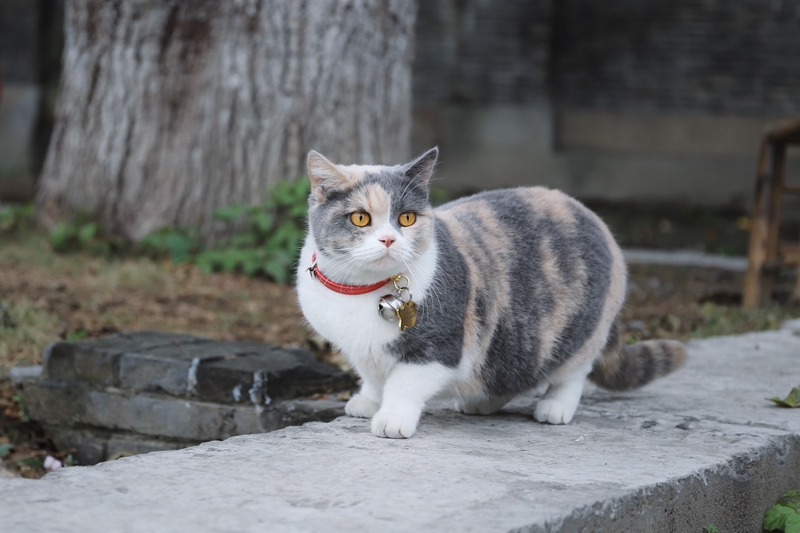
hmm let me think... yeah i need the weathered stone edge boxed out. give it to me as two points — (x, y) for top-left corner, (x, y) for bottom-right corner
(514, 434), (800, 533)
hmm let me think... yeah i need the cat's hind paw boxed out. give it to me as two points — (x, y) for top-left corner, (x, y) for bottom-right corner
(371, 409), (419, 439)
(345, 394), (380, 418)
(458, 396), (508, 415)
(534, 399), (577, 425)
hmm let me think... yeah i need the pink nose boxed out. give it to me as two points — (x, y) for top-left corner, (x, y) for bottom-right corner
(379, 237), (395, 248)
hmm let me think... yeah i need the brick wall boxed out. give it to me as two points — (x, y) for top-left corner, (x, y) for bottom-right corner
(414, 0), (800, 116)
(0, 0), (40, 84)
(413, 0), (552, 106)
(550, 0), (800, 115)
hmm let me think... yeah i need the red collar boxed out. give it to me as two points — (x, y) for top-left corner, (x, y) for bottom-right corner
(309, 253), (392, 295)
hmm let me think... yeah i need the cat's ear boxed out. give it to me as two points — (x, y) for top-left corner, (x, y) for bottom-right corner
(307, 150), (351, 203)
(403, 147), (438, 187)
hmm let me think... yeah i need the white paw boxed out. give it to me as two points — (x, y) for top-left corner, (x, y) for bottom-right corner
(371, 409), (419, 439)
(345, 394), (380, 418)
(534, 399), (576, 425)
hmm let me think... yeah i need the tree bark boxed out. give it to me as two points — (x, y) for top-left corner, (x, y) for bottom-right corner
(38, 0), (416, 242)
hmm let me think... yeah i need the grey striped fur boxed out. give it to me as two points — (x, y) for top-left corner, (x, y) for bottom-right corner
(590, 321), (687, 391)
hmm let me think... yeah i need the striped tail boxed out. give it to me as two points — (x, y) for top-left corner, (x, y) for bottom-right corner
(589, 321), (687, 391)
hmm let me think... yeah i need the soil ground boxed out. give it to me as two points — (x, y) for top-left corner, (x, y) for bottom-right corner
(1, 226), (799, 477)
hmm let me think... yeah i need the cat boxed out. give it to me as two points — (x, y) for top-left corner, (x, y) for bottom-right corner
(296, 147), (685, 439)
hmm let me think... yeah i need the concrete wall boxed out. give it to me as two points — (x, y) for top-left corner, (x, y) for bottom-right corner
(0, 0), (40, 181)
(411, 0), (800, 208)
(414, 104), (800, 207)
(0, 0), (62, 201)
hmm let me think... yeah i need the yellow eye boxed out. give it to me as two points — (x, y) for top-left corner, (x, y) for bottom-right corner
(398, 212), (417, 227)
(350, 211), (371, 227)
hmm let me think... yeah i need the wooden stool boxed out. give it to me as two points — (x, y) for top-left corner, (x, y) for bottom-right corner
(743, 116), (800, 307)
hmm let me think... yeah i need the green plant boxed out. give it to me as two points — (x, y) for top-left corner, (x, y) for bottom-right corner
(49, 214), (123, 257)
(194, 179), (310, 283)
(66, 329), (88, 342)
(702, 525), (718, 533)
(764, 490), (800, 532)
(43, 179), (310, 283)
(15, 456), (42, 468)
(11, 395), (30, 423)
(0, 442), (14, 458)
(429, 186), (449, 207)
(0, 202), (34, 235)
(138, 226), (200, 264)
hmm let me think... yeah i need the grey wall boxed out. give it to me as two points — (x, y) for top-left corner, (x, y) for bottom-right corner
(0, 0), (41, 185)
(411, 0), (800, 208)
(0, 1), (41, 84)
(0, 0), (63, 201)
(552, 0), (800, 115)
(413, 0), (550, 106)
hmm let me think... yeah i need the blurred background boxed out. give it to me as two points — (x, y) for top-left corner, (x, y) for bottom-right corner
(1, 0), (799, 476)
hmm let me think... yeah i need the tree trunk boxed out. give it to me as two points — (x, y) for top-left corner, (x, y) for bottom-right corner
(38, 0), (416, 242)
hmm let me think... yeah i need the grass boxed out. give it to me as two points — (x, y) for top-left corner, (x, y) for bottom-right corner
(0, 230), (310, 373)
(693, 303), (792, 338)
(0, 298), (61, 369)
(619, 264), (800, 344)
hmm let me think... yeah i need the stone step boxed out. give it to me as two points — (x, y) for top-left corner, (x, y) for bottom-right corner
(15, 332), (355, 464)
(22, 378), (346, 443)
(43, 331), (353, 402)
(2, 322), (799, 531)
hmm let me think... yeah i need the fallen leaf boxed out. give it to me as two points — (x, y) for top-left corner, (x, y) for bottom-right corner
(767, 387), (800, 408)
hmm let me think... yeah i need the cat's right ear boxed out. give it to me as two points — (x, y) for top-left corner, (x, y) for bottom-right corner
(403, 147), (438, 187)
(307, 150), (350, 203)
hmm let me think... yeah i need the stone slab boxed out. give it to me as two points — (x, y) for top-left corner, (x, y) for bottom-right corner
(2, 325), (800, 532)
(22, 380), (347, 444)
(44, 332), (354, 402)
(48, 427), (200, 466)
(195, 348), (352, 405)
(43, 332), (204, 386)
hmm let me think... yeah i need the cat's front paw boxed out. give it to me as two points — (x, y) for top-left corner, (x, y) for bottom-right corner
(345, 394), (380, 418)
(534, 399), (576, 425)
(371, 409), (419, 438)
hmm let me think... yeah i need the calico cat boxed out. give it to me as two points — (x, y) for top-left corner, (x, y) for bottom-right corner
(296, 147), (685, 439)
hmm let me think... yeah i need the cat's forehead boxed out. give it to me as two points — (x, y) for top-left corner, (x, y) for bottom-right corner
(330, 164), (420, 202)
(338, 164), (401, 181)
(350, 182), (391, 213)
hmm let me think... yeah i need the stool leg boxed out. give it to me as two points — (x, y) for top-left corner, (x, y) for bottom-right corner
(763, 143), (787, 305)
(744, 141), (785, 307)
(794, 265), (800, 302)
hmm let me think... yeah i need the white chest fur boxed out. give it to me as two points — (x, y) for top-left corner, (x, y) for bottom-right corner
(295, 235), (438, 370)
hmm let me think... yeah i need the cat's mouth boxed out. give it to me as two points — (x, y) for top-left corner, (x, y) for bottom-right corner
(375, 251), (394, 263)
(371, 249), (403, 267)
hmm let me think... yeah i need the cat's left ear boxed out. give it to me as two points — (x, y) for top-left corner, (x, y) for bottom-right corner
(403, 147), (438, 187)
(307, 150), (353, 203)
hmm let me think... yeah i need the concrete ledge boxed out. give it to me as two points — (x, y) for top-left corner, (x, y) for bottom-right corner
(623, 248), (748, 272)
(2, 325), (799, 532)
